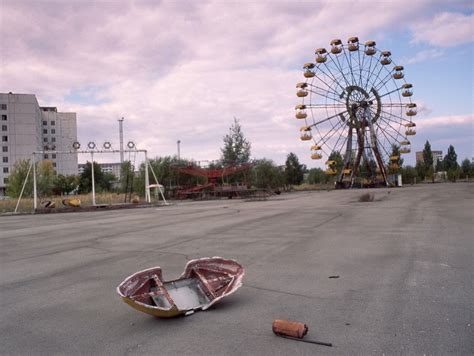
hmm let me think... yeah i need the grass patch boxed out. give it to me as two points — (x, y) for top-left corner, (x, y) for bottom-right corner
(0, 193), (143, 214)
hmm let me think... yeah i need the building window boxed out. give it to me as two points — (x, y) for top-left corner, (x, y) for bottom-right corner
(2, 146), (7, 152)
(1, 115), (6, 121)
(43, 129), (48, 134)
(43, 137), (48, 142)
(52, 154), (56, 159)
(43, 120), (47, 126)
(44, 154), (49, 159)
(51, 120), (55, 126)
(1, 125), (6, 131)
(52, 162), (56, 168)
(1, 104), (7, 110)
(51, 137), (56, 142)
(2, 156), (8, 163)
(3, 167), (8, 174)
(51, 129), (56, 134)
(2, 136), (7, 142)
(4, 177), (8, 184)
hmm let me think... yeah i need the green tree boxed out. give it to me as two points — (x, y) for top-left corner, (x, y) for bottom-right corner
(37, 160), (55, 197)
(251, 159), (284, 189)
(460, 158), (470, 178)
(415, 161), (426, 182)
(400, 165), (418, 185)
(285, 152), (304, 186)
(423, 141), (434, 182)
(133, 156), (198, 196)
(53, 174), (79, 195)
(119, 160), (134, 193)
(221, 118), (251, 165)
(5, 159), (33, 198)
(443, 145), (458, 171)
(78, 161), (115, 193)
(306, 168), (327, 184)
(443, 145), (459, 182)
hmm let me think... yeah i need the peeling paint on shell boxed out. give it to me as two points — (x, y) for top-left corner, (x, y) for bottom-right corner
(117, 257), (244, 318)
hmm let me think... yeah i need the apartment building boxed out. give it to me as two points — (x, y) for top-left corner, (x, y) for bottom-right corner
(0, 93), (78, 196)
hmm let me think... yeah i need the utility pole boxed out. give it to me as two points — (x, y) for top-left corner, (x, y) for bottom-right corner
(177, 140), (181, 161)
(118, 117), (124, 164)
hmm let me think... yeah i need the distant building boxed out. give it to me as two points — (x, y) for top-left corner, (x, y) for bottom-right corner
(0, 93), (78, 196)
(415, 150), (442, 167)
(78, 162), (122, 179)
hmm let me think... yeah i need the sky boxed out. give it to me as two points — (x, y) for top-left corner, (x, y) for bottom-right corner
(1, 0), (473, 167)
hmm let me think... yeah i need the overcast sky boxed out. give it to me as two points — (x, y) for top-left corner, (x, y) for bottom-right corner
(1, 0), (473, 166)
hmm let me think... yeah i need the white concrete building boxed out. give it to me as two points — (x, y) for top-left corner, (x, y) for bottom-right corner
(0, 93), (78, 196)
(78, 162), (122, 179)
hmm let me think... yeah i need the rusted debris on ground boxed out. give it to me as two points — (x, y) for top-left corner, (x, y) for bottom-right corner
(272, 319), (333, 347)
(117, 257), (244, 318)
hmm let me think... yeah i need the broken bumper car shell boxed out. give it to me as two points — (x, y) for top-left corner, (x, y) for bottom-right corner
(117, 257), (244, 318)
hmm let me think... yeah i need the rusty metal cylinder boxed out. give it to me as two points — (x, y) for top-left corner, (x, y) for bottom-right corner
(272, 319), (308, 339)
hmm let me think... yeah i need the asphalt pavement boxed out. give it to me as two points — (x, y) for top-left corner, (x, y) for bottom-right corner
(1, 183), (473, 355)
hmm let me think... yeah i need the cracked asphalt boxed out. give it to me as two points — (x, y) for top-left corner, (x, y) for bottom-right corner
(1, 183), (473, 355)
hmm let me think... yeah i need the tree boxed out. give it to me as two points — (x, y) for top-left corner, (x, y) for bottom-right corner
(415, 161), (426, 182)
(401, 165), (417, 185)
(443, 145), (459, 182)
(221, 118), (251, 166)
(460, 158), (471, 179)
(53, 174), (79, 195)
(422, 140), (434, 182)
(5, 159), (33, 198)
(133, 156), (199, 196)
(119, 161), (134, 193)
(443, 145), (458, 171)
(306, 168), (327, 184)
(37, 160), (55, 197)
(251, 159), (284, 189)
(78, 161), (115, 193)
(285, 152), (304, 186)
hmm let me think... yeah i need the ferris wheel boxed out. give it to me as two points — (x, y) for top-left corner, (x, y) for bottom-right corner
(295, 37), (417, 187)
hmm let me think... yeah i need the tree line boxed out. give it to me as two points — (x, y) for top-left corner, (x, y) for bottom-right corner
(5, 120), (472, 198)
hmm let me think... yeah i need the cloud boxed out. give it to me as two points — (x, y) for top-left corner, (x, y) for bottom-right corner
(3, 0), (469, 169)
(404, 49), (445, 64)
(416, 114), (473, 128)
(410, 12), (474, 47)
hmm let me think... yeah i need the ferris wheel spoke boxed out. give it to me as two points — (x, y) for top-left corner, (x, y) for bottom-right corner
(307, 86), (345, 104)
(318, 119), (347, 149)
(374, 119), (401, 151)
(368, 63), (385, 92)
(320, 62), (348, 94)
(311, 73), (347, 102)
(308, 83), (341, 98)
(306, 104), (346, 108)
(379, 107), (412, 123)
(310, 110), (348, 128)
(368, 107), (403, 141)
(376, 86), (404, 98)
(329, 124), (349, 158)
(331, 54), (352, 88)
(377, 115), (405, 141)
(363, 54), (376, 90)
(380, 103), (406, 107)
(373, 69), (396, 92)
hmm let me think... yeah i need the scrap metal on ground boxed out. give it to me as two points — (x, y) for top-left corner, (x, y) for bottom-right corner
(117, 257), (244, 318)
